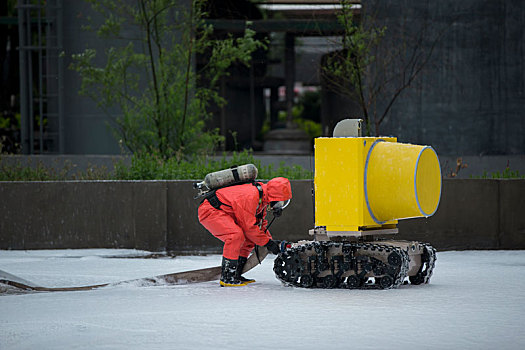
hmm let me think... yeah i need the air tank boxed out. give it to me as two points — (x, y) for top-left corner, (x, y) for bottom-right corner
(193, 164), (258, 195)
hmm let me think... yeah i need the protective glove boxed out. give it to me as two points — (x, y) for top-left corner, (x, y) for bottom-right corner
(264, 239), (281, 255)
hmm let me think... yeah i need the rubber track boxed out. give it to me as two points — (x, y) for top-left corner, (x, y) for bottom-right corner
(408, 243), (437, 285)
(273, 241), (410, 289)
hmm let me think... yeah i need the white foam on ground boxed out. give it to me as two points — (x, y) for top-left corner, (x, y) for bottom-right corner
(1, 249), (524, 349)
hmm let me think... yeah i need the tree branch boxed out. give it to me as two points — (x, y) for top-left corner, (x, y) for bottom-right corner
(139, 0), (163, 154)
(180, 0), (196, 151)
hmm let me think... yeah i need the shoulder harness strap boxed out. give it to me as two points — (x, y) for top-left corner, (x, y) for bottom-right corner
(202, 190), (231, 210)
(252, 182), (264, 219)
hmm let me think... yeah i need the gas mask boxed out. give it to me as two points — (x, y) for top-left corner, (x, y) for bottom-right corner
(269, 199), (290, 217)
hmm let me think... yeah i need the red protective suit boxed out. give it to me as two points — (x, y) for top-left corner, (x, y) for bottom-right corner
(198, 177), (292, 260)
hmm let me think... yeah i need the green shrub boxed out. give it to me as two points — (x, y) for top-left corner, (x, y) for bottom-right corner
(71, 0), (265, 159)
(0, 157), (112, 181)
(0, 150), (313, 181)
(115, 150), (312, 180)
(470, 167), (525, 179)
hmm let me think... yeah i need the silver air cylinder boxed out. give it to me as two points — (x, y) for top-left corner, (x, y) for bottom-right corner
(195, 164), (258, 192)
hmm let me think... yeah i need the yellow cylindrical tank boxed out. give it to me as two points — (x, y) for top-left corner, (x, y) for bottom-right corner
(365, 140), (442, 224)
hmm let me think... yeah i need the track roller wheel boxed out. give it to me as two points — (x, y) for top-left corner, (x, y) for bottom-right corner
(321, 275), (337, 289)
(387, 252), (402, 267)
(346, 275), (362, 289)
(378, 275), (394, 289)
(300, 275), (314, 288)
(409, 273), (424, 285)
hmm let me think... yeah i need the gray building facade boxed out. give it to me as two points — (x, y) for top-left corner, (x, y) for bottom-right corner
(373, 0), (525, 156)
(15, 0), (525, 156)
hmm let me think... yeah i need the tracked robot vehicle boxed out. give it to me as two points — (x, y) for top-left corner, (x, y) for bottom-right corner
(273, 119), (441, 289)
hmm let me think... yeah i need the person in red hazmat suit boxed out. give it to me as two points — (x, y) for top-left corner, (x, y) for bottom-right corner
(198, 177), (292, 287)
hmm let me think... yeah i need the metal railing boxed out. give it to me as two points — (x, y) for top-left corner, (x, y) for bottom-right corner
(18, 0), (63, 154)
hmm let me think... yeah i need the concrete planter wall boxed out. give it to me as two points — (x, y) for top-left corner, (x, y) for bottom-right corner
(1, 180), (524, 252)
(397, 179), (525, 250)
